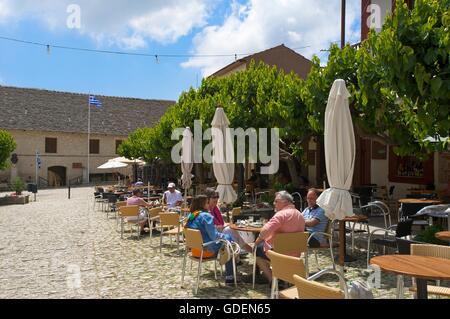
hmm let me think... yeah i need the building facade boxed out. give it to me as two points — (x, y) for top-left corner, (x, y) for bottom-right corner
(0, 86), (174, 187)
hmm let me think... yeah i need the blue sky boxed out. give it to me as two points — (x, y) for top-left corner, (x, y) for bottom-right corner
(0, 0), (361, 101)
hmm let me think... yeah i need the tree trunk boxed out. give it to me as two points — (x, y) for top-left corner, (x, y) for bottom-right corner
(285, 158), (301, 188)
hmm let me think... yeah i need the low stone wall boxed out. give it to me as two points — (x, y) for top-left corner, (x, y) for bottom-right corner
(0, 195), (30, 206)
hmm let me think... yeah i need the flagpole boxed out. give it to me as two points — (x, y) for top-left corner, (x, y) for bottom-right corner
(87, 94), (91, 185)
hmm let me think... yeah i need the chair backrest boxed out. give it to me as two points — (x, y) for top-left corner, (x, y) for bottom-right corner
(395, 219), (413, 238)
(396, 238), (423, 255)
(119, 205), (140, 217)
(148, 207), (163, 219)
(291, 192), (303, 211)
(159, 213), (180, 227)
(267, 250), (306, 284)
(116, 201), (127, 208)
(411, 244), (450, 259)
(365, 201), (391, 228)
(273, 232), (309, 256)
(108, 194), (118, 203)
(293, 274), (345, 299)
(232, 207), (241, 217)
(389, 186), (395, 197)
(183, 228), (203, 250)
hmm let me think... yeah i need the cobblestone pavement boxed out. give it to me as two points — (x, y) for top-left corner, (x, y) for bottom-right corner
(0, 187), (444, 299)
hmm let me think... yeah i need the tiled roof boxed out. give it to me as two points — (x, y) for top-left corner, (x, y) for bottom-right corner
(210, 44), (312, 79)
(0, 86), (175, 136)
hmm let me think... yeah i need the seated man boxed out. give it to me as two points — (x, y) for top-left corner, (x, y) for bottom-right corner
(162, 183), (183, 208)
(185, 195), (238, 285)
(302, 188), (328, 247)
(254, 191), (305, 284)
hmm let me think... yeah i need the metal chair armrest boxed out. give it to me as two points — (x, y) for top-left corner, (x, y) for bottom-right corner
(307, 232), (332, 245)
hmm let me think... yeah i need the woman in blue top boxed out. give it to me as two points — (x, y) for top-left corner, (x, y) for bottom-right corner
(185, 195), (236, 284)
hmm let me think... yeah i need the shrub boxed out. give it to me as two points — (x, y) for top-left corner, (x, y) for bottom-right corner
(11, 177), (25, 195)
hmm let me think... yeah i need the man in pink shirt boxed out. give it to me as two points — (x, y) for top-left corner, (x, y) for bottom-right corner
(254, 191), (305, 283)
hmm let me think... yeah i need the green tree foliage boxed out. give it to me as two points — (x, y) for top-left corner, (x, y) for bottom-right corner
(120, 62), (312, 164)
(121, 0), (449, 164)
(303, 0), (449, 158)
(0, 130), (16, 170)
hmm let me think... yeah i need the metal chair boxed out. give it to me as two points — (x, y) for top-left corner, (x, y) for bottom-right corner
(181, 228), (234, 294)
(266, 250), (306, 299)
(366, 218), (413, 267)
(291, 192), (303, 212)
(159, 212), (183, 254)
(307, 220), (336, 274)
(252, 232), (309, 289)
(118, 205), (142, 239)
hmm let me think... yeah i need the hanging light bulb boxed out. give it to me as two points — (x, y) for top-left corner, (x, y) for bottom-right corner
(46, 44), (51, 55)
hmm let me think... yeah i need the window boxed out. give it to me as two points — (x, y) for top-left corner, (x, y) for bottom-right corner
(90, 139), (100, 154)
(45, 138), (57, 154)
(115, 140), (123, 154)
(388, 147), (434, 184)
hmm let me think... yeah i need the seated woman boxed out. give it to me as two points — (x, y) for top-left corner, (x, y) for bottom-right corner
(185, 195), (237, 285)
(126, 189), (153, 233)
(204, 188), (253, 253)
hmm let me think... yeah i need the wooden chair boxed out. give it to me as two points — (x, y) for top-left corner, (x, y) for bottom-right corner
(148, 207), (163, 240)
(231, 207), (242, 223)
(114, 201), (127, 228)
(118, 205), (141, 239)
(293, 271), (347, 299)
(266, 250), (306, 299)
(159, 212), (183, 254)
(252, 232), (309, 289)
(408, 244), (450, 298)
(181, 228), (227, 294)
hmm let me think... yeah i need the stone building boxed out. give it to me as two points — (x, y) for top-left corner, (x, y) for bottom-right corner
(0, 86), (174, 187)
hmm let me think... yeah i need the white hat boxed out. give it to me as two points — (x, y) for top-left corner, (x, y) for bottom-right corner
(168, 183), (176, 189)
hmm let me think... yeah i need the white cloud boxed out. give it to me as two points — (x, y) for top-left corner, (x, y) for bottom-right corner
(0, 0), (210, 48)
(182, 0), (361, 76)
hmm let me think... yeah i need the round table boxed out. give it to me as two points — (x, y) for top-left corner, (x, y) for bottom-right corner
(229, 223), (263, 233)
(435, 231), (450, 242)
(370, 255), (450, 299)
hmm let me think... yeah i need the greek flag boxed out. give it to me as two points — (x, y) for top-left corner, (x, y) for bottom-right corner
(89, 95), (103, 109)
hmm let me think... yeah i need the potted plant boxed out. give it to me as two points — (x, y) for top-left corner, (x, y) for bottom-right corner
(12, 177), (25, 196)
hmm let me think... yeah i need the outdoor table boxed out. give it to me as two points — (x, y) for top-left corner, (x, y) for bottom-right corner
(413, 204), (449, 227)
(370, 255), (450, 299)
(229, 223), (263, 234)
(398, 199), (443, 223)
(337, 215), (368, 264)
(144, 196), (161, 201)
(435, 231), (450, 242)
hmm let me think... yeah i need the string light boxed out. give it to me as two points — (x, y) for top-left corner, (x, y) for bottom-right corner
(0, 35), (313, 61)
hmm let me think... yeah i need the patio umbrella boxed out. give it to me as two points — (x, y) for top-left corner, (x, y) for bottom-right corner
(97, 161), (128, 169)
(316, 79), (356, 266)
(110, 157), (146, 165)
(181, 127), (194, 207)
(211, 107), (237, 204)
